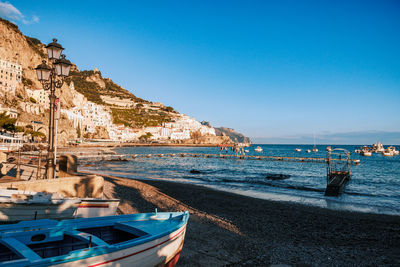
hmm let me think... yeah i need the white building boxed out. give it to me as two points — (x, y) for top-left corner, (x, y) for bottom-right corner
(0, 104), (18, 118)
(19, 102), (41, 115)
(82, 102), (113, 133)
(61, 108), (84, 129)
(26, 88), (49, 110)
(0, 57), (22, 96)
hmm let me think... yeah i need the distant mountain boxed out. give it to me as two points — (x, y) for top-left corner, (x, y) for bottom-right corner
(215, 127), (251, 144)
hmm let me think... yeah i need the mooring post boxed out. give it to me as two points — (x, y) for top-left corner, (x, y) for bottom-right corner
(37, 150), (42, 180)
(16, 149), (21, 180)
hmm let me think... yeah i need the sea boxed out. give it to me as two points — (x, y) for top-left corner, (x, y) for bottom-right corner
(79, 144), (400, 216)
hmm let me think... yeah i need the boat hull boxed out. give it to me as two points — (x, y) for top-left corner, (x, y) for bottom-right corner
(51, 225), (186, 267)
(74, 199), (120, 218)
(0, 212), (189, 267)
(0, 200), (80, 222)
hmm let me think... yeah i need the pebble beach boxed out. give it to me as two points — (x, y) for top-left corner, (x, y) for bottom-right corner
(101, 174), (400, 266)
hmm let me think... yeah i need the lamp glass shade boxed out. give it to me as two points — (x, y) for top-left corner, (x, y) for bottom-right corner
(54, 62), (71, 77)
(47, 46), (63, 60)
(36, 68), (51, 81)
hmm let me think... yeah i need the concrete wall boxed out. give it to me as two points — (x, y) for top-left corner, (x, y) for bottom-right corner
(0, 175), (103, 198)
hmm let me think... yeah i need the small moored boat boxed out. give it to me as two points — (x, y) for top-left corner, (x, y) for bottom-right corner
(254, 146), (263, 152)
(360, 147), (372, 157)
(295, 148), (301, 152)
(0, 211), (189, 266)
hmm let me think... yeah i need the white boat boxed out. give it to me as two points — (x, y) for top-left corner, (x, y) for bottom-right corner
(295, 148), (301, 152)
(382, 146), (396, 157)
(354, 149), (361, 154)
(361, 151), (372, 157)
(74, 198), (120, 218)
(326, 146), (332, 152)
(387, 146), (399, 156)
(244, 149), (249, 153)
(373, 142), (385, 153)
(0, 189), (120, 222)
(382, 151), (393, 157)
(0, 189), (80, 222)
(306, 149), (311, 153)
(0, 211), (189, 266)
(254, 146), (263, 152)
(360, 147), (372, 157)
(312, 133), (318, 152)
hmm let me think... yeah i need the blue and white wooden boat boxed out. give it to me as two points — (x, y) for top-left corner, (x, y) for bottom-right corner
(0, 211), (189, 266)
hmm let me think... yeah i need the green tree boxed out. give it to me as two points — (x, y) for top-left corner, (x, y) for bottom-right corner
(0, 112), (16, 132)
(139, 132), (153, 141)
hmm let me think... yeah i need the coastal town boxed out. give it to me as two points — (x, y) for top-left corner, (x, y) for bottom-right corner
(1, 56), (228, 145)
(0, 2), (399, 267)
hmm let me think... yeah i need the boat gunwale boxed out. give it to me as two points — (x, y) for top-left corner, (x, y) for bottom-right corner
(0, 212), (189, 266)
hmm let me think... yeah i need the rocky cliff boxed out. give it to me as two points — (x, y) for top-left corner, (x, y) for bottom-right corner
(0, 17), (245, 145)
(214, 127), (252, 144)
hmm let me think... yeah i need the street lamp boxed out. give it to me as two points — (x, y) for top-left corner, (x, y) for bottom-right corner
(35, 38), (72, 179)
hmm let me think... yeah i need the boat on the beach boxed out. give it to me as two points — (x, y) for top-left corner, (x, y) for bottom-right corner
(75, 198), (120, 218)
(0, 189), (120, 222)
(0, 189), (80, 222)
(0, 211), (189, 266)
(254, 146), (263, 152)
(295, 148), (301, 152)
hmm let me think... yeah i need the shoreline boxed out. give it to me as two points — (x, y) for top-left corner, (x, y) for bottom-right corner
(98, 172), (400, 266)
(60, 143), (230, 149)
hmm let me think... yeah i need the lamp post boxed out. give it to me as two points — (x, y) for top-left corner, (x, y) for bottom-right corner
(35, 39), (72, 179)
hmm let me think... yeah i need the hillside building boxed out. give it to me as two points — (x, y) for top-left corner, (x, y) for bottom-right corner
(0, 57), (22, 96)
(26, 88), (49, 110)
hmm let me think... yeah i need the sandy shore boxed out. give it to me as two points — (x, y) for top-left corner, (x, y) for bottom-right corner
(101, 174), (400, 266)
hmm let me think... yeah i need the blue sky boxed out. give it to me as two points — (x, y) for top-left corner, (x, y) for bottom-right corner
(1, 0), (400, 144)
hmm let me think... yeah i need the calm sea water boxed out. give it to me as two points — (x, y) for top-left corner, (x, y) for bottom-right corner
(80, 144), (400, 216)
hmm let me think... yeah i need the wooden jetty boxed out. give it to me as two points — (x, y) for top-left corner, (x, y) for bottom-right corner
(73, 152), (360, 165)
(325, 149), (352, 196)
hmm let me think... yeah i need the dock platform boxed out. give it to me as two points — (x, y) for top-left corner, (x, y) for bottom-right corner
(72, 152), (360, 165)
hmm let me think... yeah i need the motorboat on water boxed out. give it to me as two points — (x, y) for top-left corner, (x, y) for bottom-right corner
(0, 211), (189, 266)
(372, 142), (385, 153)
(326, 146), (332, 152)
(254, 146), (263, 152)
(360, 146), (372, 157)
(306, 149), (311, 153)
(295, 148), (301, 152)
(382, 146), (398, 157)
(312, 134), (318, 152)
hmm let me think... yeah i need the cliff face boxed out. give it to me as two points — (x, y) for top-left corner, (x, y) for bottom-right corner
(0, 17), (246, 145)
(215, 127), (252, 144)
(0, 18), (44, 91)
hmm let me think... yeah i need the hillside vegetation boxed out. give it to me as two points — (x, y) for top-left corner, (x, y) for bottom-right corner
(66, 70), (148, 104)
(111, 107), (172, 128)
